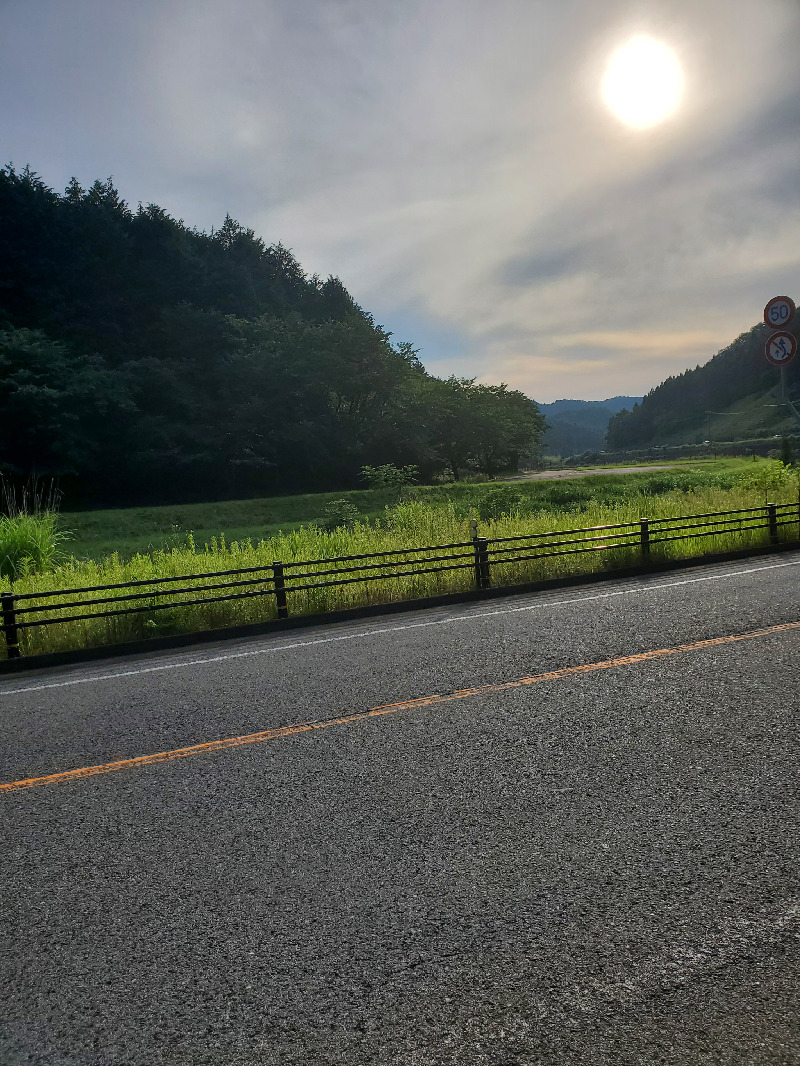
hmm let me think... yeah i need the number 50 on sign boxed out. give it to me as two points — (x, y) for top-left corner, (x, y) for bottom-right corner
(764, 296), (796, 328)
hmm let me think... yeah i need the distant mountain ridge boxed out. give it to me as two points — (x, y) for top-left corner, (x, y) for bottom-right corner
(537, 396), (642, 456)
(540, 396), (641, 417)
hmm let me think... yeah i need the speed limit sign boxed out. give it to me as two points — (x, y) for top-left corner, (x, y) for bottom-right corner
(764, 296), (796, 329)
(765, 331), (797, 366)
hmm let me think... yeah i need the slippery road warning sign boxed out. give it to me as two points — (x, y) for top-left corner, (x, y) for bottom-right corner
(765, 331), (797, 367)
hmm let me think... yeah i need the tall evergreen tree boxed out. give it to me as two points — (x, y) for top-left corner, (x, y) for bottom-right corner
(0, 166), (545, 504)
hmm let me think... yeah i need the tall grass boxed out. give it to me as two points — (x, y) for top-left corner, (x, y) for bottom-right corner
(3, 467), (799, 658)
(0, 476), (72, 580)
(59, 460), (755, 562)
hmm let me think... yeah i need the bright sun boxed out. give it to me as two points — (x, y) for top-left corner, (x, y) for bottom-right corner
(602, 35), (684, 129)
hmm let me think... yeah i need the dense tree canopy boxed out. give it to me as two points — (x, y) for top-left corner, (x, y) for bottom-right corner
(0, 165), (545, 505)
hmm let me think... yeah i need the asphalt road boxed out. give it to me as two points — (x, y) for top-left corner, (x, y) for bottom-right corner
(2, 553), (800, 1065)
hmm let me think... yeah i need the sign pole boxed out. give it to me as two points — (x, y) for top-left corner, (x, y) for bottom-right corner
(783, 392), (800, 429)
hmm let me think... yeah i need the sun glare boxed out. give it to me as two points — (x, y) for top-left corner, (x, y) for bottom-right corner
(602, 36), (683, 129)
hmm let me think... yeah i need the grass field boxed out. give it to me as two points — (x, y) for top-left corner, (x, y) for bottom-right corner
(59, 456), (761, 561)
(2, 457), (797, 658)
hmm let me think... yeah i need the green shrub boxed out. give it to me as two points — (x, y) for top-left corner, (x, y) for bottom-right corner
(361, 464), (418, 500)
(736, 459), (796, 498)
(639, 475), (680, 495)
(537, 484), (586, 508)
(478, 486), (524, 521)
(320, 498), (361, 531)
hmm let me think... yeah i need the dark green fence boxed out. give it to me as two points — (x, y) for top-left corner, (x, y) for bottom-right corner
(2, 502), (797, 659)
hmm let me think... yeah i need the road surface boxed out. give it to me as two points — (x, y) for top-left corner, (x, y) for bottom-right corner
(2, 553), (799, 1064)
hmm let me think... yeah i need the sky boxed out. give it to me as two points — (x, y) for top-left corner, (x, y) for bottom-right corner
(2, 0), (799, 402)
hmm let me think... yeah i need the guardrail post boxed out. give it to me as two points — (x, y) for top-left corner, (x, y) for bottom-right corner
(476, 538), (491, 590)
(1, 591), (21, 659)
(767, 502), (779, 545)
(640, 519), (650, 559)
(272, 561), (289, 619)
(472, 532), (491, 590)
(471, 521), (481, 589)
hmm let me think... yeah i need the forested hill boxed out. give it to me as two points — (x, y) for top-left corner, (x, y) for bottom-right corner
(0, 166), (543, 506)
(607, 319), (800, 449)
(539, 397), (641, 457)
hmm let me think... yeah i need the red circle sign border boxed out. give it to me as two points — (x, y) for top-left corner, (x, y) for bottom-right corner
(764, 296), (796, 329)
(765, 331), (797, 366)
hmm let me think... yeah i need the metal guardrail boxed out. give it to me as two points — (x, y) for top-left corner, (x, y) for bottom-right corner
(1, 502), (798, 659)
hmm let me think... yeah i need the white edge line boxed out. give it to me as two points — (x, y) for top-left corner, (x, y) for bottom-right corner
(2, 557), (800, 696)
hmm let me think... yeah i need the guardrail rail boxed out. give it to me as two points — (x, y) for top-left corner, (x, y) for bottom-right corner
(2, 501), (798, 659)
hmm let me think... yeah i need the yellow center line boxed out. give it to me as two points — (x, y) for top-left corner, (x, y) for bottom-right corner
(2, 620), (798, 794)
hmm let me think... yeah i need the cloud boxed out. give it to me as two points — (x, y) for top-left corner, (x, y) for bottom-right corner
(552, 331), (723, 352)
(1, 0), (799, 400)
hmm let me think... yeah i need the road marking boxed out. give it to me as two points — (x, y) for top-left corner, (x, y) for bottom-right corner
(2, 555), (800, 696)
(3, 618), (799, 794)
